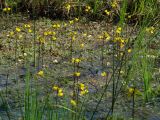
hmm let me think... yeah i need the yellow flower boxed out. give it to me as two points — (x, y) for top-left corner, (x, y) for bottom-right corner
(44, 32), (48, 36)
(18, 35), (23, 39)
(87, 6), (91, 9)
(53, 85), (59, 91)
(64, 23), (67, 27)
(75, 58), (81, 63)
(47, 31), (52, 35)
(57, 24), (60, 28)
(79, 83), (89, 96)
(3, 7), (11, 12)
(70, 99), (76, 106)
(73, 31), (77, 35)
(85, 9), (89, 12)
(128, 88), (141, 97)
(69, 20), (74, 24)
(72, 36), (76, 41)
(80, 89), (89, 96)
(75, 18), (79, 22)
(120, 39), (125, 43)
(150, 30), (154, 34)
(80, 43), (84, 48)
(52, 24), (57, 28)
(52, 24), (60, 28)
(150, 27), (155, 34)
(101, 71), (107, 77)
(116, 27), (122, 34)
(16, 27), (21, 32)
(120, 70), (124, 74)
(146, 27), (155, 34)
(3, 8), (7, 12)
(58, 88), (63, 93)
(39, 37), (45, 44)
(58, 92), (64, 97)
(65, 4), (71, 13)
(52, 36), (57, 41)
(128, 15), (131, 19)
(28, 25), (31, 28)
(79, 83), (85, 91)
(24, 24), (31, 28)
(28, 29), (32, 33)
(128, 88), (134, 94)
(52, 31), (56, 35)
(7, 8), (11, 11)
(83, 33), (87, 36)
(72, 58), (75, 63)
(128, 49), (132, 53)
(10, 31), (14, 36)
(104, 32), (111, 41)
(105, 9), (110, 15)
(85, 5), (91, 12)
(111, 1), (118, 8)
(72, 58), (81, 63)
(74, 72), (80, 77)
(24, 53), (27, 57)
(120, 43), (124, 48)
(57, 88), (64, 97)
(114, 37), (120, 42)
(98, 35), (104, 39)
(66, 4), (71, 9)
(37, 70), (44, 77)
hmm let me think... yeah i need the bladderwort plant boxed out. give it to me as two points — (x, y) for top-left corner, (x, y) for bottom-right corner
(33, 7), (37, 68)
(0, 91), (11, 120)
(23, 64), (76, 120)
(72, 58), (79, 120)
(90, 1), (129, 119)
(89, 0), (159, 119)
(129, 16), (158, 103)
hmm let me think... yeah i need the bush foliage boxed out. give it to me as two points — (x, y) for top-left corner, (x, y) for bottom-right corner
(0, 0), (159, 23)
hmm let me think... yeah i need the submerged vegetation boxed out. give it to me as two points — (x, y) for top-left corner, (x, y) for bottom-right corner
(0, 0), (160, 120)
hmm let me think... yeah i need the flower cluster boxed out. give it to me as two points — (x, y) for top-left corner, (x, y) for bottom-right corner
(101, 71), (107, 77)
(79, 83), (89, 96)
(3, 7), (11, 12)
(111, 1), (118, 8)
(72, 58), (81, 63)
(104, 9), (110, 15)
(85, 5), (91, 12)
(74, 72), (81, 77)
(70, 99), (76, 106)
(53, 85), (64, 97)
(37, 70), (44, 77)
(116, 27), (122, 34)
(65, 3), (71, 13)
(24, 24), (32, 33)
(146, 27), (155, 34)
